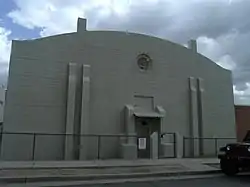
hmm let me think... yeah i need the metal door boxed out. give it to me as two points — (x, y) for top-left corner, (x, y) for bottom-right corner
(135, 118), (151, 158)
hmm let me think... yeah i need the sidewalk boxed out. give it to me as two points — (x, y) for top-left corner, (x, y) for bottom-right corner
(0, 158), (221, 185)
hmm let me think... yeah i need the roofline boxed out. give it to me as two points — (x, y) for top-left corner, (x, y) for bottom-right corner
(235, 105), (250, 108)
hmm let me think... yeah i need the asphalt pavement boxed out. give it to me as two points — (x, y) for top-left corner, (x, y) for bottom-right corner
(73, 174), (250, 187)
(1, 173), (249, 186)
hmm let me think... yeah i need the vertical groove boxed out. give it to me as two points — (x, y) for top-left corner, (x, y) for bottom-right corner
(73, 65), (83, 160)
(79, 64), (91, 160)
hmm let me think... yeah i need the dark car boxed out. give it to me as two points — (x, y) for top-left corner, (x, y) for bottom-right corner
(218, 130), (250, 175)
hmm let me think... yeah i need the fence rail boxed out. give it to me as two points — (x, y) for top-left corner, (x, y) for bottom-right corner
(183, 137), (236, 158)
(0, 131), (176, 161)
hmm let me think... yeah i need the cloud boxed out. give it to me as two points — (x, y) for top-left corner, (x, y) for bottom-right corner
(197, 36), (237, 71)
(0, 27), (11, 87)
(7, 0), (250, 104)
(8, 0), (127, 37)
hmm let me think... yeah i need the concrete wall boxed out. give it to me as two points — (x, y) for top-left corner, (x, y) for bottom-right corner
(2, 34), (76, 160)
(2, 18), (236, 160)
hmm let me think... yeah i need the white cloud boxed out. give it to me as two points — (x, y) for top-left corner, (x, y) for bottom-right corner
(0, 27), (11, 64)
(197, 36), (236, 71)
(9, 0), (84, 36)
(8, 0), (134, 37)
(0, 27), (11, 87)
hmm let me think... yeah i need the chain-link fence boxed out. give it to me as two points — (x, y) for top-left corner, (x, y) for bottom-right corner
(0, 132), (176, 161)
(183, 137), (236, 158)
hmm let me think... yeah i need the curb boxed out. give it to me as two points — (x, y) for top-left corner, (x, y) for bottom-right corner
(0, 162), (220, 170)
(0, 169), (221, 184)
(0, 163), (169, 170)
(0, 162), (183, 170)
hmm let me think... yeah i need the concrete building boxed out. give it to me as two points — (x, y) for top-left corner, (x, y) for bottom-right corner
(1, 18), (236, 161)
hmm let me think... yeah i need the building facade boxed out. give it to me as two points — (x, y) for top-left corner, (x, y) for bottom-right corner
(235, 105), (250, 141)
(1, 18), (236, 161)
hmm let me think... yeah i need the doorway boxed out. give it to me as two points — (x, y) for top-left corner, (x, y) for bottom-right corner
(135, 117), (161, 158)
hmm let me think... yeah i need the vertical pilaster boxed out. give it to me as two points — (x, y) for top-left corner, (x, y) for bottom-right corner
(150, 132), (159, 159)
(197, 78), (205, 155)
(124, 105), (136, 144)
(79, 64), (91, 160)
(122, 105), (137, 159)
(64, 63), (77, 160)
(188, 77), (199, 157)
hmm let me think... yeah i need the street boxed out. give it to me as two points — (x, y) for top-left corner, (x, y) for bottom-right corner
(1, 174), (250, 187)
(73, 174), (250, 187)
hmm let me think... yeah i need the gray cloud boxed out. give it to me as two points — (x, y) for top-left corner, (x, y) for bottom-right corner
(89, 1), (250, 41)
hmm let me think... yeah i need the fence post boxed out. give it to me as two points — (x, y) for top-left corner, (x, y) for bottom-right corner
(173, 133), (176, 158)
(97, 135), (101, 160)
(183, 137), (185, 158)
(0, 130), (3, 157)
(32, 133), (36, 160)
(215, 138), (218, 156)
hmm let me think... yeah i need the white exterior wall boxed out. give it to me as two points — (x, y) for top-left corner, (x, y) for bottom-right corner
(1, 19), (236, 160)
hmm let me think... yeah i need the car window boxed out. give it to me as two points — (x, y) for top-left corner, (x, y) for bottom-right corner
(243, 130), (250, 142)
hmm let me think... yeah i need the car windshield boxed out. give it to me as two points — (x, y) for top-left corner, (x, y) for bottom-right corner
(243, 130), (250, 142)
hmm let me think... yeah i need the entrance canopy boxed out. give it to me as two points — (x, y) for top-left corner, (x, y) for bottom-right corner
(134, 110), (164, 118)
(133, 106), (166, 118)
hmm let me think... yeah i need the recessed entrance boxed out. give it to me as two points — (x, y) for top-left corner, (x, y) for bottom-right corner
(135, 117), (161, 158)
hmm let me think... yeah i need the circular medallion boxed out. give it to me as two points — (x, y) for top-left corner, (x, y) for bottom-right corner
(137, 53), (152, 71)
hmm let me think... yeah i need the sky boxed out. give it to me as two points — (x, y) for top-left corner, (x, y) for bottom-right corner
(0, 0), (250, 104)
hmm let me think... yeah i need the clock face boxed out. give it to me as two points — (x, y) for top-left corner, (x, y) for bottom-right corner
(137, 53), (151, 71)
